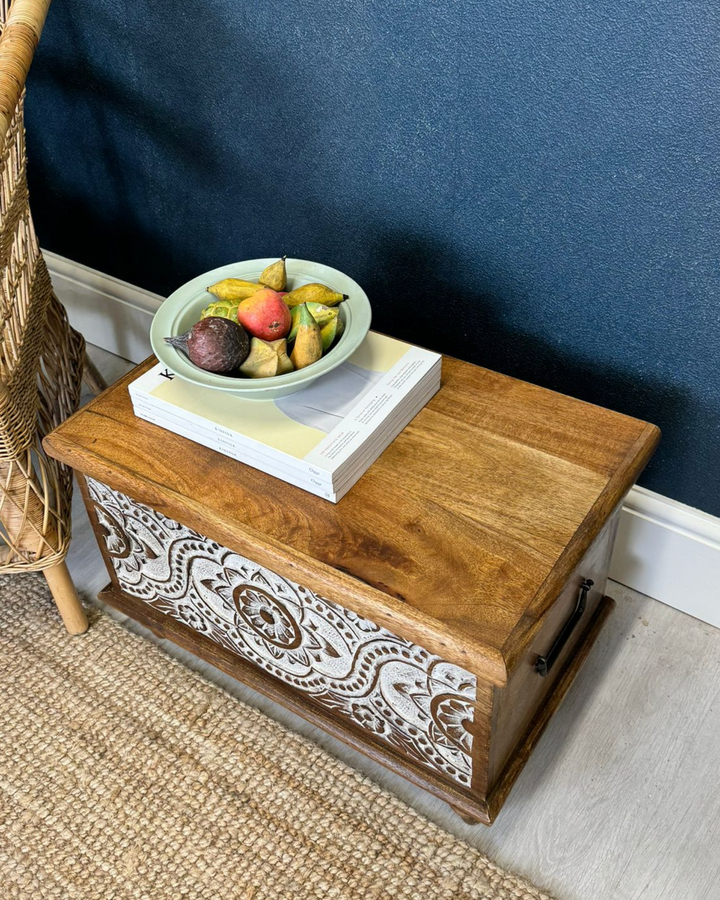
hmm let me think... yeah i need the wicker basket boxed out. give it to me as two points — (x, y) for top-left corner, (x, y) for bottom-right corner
(0, 0), (90, 633)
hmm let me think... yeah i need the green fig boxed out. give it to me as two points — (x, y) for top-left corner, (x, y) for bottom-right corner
(207, 278), (263, 302)
(259, 256), (287, 291)
(200, 299), (239, 321)
(287, 302), (337, 343)
(320, 313), (344, 352)
(283, 282), (348, 308)
(290, 304), (323, 370)
(165, 318), (249, 373)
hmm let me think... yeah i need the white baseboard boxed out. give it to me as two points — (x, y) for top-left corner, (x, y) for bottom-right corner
(45, 250), (720, 631)
(610, 488), (720, 629)
(45, 250), (163, 364)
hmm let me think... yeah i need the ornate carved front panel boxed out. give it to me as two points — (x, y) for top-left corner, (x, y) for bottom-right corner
(87, 477), (477, 787)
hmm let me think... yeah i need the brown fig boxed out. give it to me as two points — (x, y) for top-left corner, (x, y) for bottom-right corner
(165, 317), (249, 373)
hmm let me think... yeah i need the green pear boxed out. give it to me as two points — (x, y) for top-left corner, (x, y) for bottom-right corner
(287, 302), (337, 343)
(320, 313), (344, 352)
(290, 304), (323, 369)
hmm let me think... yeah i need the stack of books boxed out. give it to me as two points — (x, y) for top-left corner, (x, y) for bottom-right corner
(129, 332), (441, 503)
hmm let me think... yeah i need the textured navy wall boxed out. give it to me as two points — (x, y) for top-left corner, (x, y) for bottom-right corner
(25, 1), (720, 514)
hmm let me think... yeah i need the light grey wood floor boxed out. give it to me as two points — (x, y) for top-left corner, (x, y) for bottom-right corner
(64, 345), (720, 900)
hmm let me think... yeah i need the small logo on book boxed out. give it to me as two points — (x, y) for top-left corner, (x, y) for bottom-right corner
(160, 369), (175, 381)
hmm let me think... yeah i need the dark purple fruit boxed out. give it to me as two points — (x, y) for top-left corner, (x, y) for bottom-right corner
(165, 317), (249, 373)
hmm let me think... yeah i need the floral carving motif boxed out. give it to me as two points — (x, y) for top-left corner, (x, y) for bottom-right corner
(349, 703), (389, 736)
(234, 586), (301, 649)
(87, 477), (477, 787)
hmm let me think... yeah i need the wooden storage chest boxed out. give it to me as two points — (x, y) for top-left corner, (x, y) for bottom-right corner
(44, 353), (659, 825)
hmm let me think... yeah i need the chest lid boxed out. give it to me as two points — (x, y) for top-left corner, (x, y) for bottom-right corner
(45, 353), (659, 685)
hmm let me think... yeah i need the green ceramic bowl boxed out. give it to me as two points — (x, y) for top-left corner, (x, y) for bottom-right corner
(151, 258), (372, 400)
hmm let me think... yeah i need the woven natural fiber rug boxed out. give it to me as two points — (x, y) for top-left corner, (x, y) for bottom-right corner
(0, 574), (556, 900)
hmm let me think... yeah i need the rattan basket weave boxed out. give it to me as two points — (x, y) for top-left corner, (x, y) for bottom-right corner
(0, 0), (90, 632)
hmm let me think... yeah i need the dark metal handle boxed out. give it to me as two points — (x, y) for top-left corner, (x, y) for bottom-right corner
(535, 578), (594, 677)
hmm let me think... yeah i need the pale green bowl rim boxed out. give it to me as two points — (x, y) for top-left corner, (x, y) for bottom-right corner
(150, 258), (372, 396)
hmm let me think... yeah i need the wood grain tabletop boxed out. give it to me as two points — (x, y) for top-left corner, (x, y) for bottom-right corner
(45, 353), (659, 681)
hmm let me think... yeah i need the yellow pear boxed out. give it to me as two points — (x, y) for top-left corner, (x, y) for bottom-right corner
(283, 283), (348, 308)
(207, 278), (263, 302)
(259, 256), (287, 291)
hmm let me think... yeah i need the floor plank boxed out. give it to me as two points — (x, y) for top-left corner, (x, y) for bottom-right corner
(62, 344), (720, 900)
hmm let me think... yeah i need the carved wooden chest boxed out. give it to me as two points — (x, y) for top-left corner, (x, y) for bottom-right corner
(45, 355), (659, 825)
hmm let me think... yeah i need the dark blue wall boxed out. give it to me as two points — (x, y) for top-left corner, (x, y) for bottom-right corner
(25, 1), (720, 514)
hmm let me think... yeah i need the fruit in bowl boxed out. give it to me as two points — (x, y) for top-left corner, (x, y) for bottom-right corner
(164, 257), (349, 379)
(151, 257), (371, 400)
(240, 338), (294, 378)
(164, 317), (249, 373)
(237, 289), (291, 342)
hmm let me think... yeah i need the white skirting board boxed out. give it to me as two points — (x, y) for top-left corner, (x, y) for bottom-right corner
(45, 249), (720, 631)
(610, 489), (720, 630)
(45, 250), (163, 364)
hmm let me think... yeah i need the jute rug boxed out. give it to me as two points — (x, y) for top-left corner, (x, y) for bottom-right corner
(0, 574), (556, 900)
